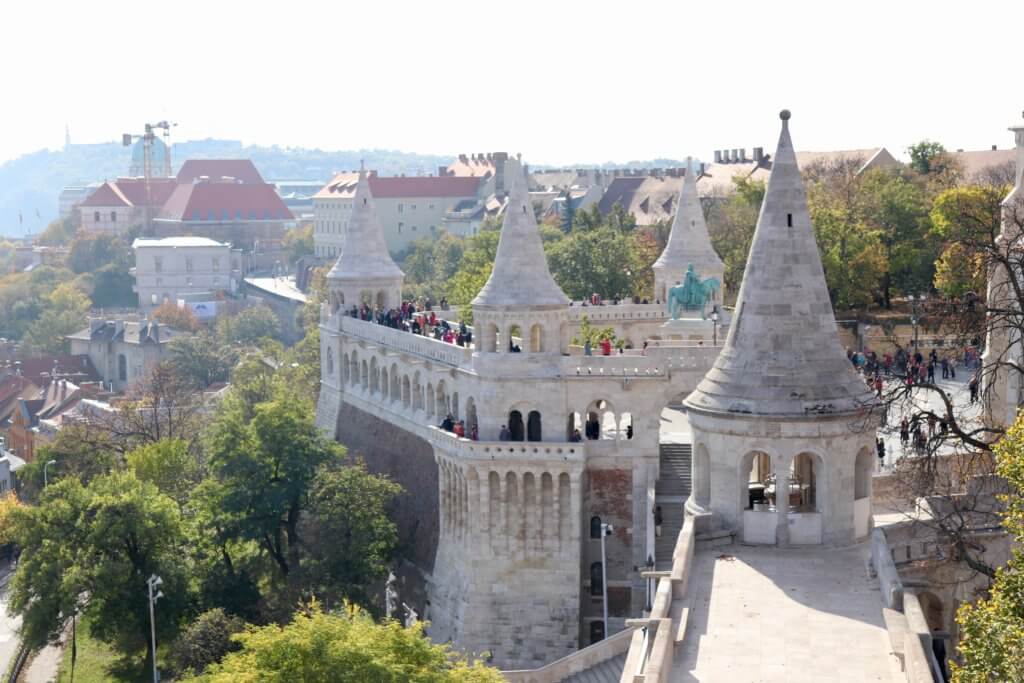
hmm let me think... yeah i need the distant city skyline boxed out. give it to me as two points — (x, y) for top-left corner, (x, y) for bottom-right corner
(2, 0), (1022, 168)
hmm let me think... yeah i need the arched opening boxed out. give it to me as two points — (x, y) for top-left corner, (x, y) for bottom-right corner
(360, 290), (374, 306)
(402, 376), (411, 408)
(426, 383), (436, 416)
(590, 515), (602, 539)
(326, 347), (334, 376)
(451, 391), (460, 420)
(465, 398), (478, 439)
(360, 360), (368, 390)
(412, 372), (423, 411)
(508, 324), (522, 353)
(529, 323), (544, 353)
(484, 323), (498, 353)
(380, 367), (389, 400)
(618, 412), (633, 440)
(369, 357), (379, 394)
(694, 443), (711, 508)
(342, 353), (350, 385)
(117, 354), (127, 382)
(527, 410), (542, 442)
(585, 400), (616, 440)
(435, 380), (448, 418)
(376, 290), (386, 309)
(389, 364), (399, 401)
(790, 452), (821, 512)
(349, 351), (358, 386)
(589, 562), (603, 596)
(742, 451), (773, 511)
(508, 410), (525, 441)
(566, 412), (583, 441)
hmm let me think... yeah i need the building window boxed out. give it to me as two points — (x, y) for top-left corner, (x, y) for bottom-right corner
(590, 562), (603, 595)
(213, 276), (221, 287)
(154, 256), (163, 273)
(185, 257), (194, 273)
(212, 257), (220, 271)
(398, 222), (403, 233)
(110, 211), (117, 222)
(590, 516), (602, 539)
(94, 211), (100, 222)
(397, 203), (404, 213)
(118, 354), (127, 382)
(187, 277), (194, 287)
(428, 203), (435, 210)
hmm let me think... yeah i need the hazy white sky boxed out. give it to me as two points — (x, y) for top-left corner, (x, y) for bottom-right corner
(2, 0), (1021, 166)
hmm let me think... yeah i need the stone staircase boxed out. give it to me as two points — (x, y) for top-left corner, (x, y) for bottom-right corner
(655, 443), (692, 570)
(561, 652), (626, 683)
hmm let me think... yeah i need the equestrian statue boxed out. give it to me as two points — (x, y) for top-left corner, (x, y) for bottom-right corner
(668, 264), (721, 320)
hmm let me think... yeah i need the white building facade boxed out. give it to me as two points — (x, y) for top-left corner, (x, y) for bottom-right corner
(132, 237), (239, 312)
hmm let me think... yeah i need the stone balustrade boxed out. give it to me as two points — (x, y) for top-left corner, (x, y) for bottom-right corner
(567, 302), (669, 323)
(564, 345), (720, 377)
(502, 628), (634, 683)
(427, 426), (585, 463)
(338, 315), (473, 367)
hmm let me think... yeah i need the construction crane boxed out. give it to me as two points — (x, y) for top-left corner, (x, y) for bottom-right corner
(122, 120), (176, 235)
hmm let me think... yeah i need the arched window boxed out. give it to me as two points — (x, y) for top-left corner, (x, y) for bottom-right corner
(529, 323), (544, 353)
(855, 447), (873, 500)
(508, 410), (525, 441)
(527, 410), (542, 442)
(326, 347), (334, 375)
(117, 354), (127, 382)
(590, 562), (603, 596)
(590, 515), (602, 539)
(402, 376), (411, 408)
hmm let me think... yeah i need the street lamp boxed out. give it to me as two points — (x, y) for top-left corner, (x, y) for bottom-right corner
(600, 523), (613, 640)
(43, 459), (56, 487)
(909, 294), (927, 351)
(711, 308), (720, 346)
(147, 575), (164, 683)
(644, 554), (655, 612)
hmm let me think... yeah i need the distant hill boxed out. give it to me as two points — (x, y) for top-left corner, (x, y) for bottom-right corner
(0, 138), (451, 238)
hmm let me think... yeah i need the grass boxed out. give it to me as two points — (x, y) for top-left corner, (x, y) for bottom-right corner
(55, 618), (153, 683)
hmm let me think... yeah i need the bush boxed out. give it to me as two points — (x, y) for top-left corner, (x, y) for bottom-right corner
(171, 609), (245, 677)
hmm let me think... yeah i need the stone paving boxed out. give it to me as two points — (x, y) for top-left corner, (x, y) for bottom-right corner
(673, 543), (903, 683)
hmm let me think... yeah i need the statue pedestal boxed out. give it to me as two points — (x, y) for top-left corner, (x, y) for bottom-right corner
(660, 317), (715, 342)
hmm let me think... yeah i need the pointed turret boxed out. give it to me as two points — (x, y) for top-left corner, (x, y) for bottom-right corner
(472, 160), (569, 308)
(327, 164), (404, 311)
(652, 158), (724, 303)
(686, 111), (875, 417)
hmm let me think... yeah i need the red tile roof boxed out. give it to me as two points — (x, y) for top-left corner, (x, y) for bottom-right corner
(80, 178), (179, 209)
(1, 355), (102, 386)
(315, 172), (480, 199)
(177, 159), (265, 185)
(158, 182), (294, 222)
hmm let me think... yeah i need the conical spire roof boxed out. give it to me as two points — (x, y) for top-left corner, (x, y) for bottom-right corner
(653, 158), (723, 274)
(327, 165), (404, 282)
(686, 111), (875, 417)
(472, 160), (569, 308)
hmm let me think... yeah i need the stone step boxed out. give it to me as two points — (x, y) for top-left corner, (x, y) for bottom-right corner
(562, 652), (626, 683)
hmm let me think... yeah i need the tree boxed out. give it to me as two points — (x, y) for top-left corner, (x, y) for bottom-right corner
(908, 140), (947, 175)
(283, 223), (314, 264)
(8, 472), (190, 652)
(168, 332), (236, 388)
(952, 415), (1024, 681)
(217, 305), (280, 346)
(22, 281), (91, 354)
(306, 462), (402, 605)
(187, 603), (503, 682)
(151, 300), (201, 332)
(705, 177), (764, 297)
(0, 492), (22, 546)
(547, 226), (647, 300)
(37, 213), (78, 246)
(171, 608), (246, 678)
(127, 438), (200, 508)
(561, 190), (575, 233)
(931, 183), (1007, 300)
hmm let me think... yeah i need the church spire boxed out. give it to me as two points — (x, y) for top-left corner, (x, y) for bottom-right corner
(327, 164), (404, 284)
(686, 111), (875, 417)
(653, 157), (722, 275)
(472, 159), (569, 308)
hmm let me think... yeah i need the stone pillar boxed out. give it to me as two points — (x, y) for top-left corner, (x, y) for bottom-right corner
(775, 454), (791, 547)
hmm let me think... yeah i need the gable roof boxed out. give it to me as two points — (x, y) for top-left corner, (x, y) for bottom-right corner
(79, 178), (179, 209)
(315, 173), (481, 200)
(157, 182), (293, 222)
(951, 148), (1016, 181)
(177, 159), (265, 185)
(67, 320), (184, 346)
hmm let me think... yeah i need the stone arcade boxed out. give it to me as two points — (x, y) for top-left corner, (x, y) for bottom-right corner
(316, 114), (879, 670)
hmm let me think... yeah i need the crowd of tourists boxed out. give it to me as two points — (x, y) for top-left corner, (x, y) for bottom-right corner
(439, 412), (477, 441)
(347, 298), (473, 347)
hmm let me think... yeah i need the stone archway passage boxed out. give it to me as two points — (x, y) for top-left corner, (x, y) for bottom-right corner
(509, 410), (525, 441)
(527, 411), (542, 442)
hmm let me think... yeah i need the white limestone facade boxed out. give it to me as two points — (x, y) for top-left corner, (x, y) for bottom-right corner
(132, 237), (238, 312)
(685, 112), (878, 547)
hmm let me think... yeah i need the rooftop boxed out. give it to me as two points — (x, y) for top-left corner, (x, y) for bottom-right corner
(132, 236), (229, 249)
(315, 172), (481, 200)
(176, 159), (265, 185)
(157, 182), (294, 222)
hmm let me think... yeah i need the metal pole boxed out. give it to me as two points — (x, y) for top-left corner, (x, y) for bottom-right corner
(148, 580), (157, 683)
(600, 523), (610, 639)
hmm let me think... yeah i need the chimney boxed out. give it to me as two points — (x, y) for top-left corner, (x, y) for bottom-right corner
(992, 144), (998, 151)
(739, 148), (748, 162)
(753, 147), (764, 163)
(459, 154), (468, 163)
(732, 148), (741, 162)
(714, 150), (722, 163)
(438, 165), (448, 176)
(699, 162), (706, 175)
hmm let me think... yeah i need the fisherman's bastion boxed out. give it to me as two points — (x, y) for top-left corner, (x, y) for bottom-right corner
(316, 112), (1024, 682)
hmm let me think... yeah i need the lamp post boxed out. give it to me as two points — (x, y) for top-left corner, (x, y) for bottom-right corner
(909, 294), (927, 351)
(711, 309), (720, 346)
(644, 554), (655, 612)
(600, 523), (613, 639)
(43, 459), (56, 487)
(147, 574), (163, 683)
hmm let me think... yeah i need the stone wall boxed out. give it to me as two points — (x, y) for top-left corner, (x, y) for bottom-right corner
(333, 401), (439, 573)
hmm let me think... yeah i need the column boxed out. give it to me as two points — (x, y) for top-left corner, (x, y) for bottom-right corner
(775, 454), (791, 547)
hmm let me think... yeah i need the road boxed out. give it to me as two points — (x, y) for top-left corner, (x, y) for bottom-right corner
(0, 559), (23, 676)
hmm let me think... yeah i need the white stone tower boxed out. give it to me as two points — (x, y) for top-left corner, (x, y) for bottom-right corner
(982, 114), (1024, 428)
(325, 164), (405, 313)
(652, 157), (725, 305)
(684, 111), (878, 546)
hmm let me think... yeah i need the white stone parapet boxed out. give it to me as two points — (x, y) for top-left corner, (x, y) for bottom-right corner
(336, 314), (474, 368)
(567, 302), (669, 323)
(427, 426), (586, 463)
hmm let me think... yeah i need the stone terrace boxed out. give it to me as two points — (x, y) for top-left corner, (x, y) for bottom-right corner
(673, 543), (903, 683)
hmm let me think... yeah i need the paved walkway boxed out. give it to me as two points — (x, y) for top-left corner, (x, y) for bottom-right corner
(673, 543), (902, 683)
(0, 561), (22, 677)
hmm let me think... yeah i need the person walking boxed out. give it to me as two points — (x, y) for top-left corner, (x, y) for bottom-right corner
(941, 357), (949, 380)
(900, 417), (910, 447)
(969, 374), (979, 403)
(876, 437), (886, 469)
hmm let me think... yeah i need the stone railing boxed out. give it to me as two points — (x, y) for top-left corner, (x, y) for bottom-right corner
(502, 628), (634, 683)
(338, 315), (473, 367)
(567, 302), (668, 323)
(427, 426), (586, 463)
(620, 514), (698, 682)
(564, 345), (720, 378)
(869, 528), (942, 683)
